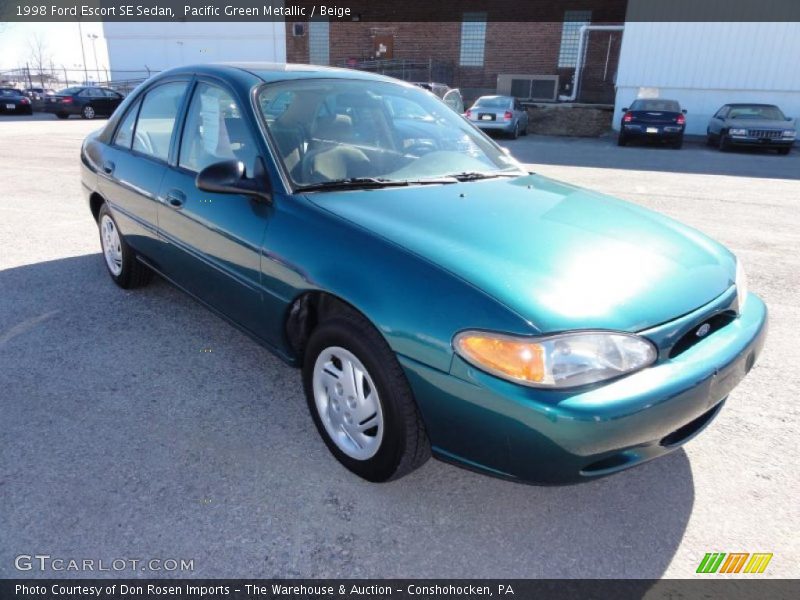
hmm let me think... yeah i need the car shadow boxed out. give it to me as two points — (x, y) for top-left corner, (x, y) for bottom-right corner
(0, 254), (694, 580)
(500, 134), (799, 180)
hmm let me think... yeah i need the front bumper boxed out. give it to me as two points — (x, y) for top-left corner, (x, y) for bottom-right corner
(728, 135), (794, 148)
(401, 291), (767, 484)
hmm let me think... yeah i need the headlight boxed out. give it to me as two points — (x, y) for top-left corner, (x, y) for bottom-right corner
(736, 258), (748, 312)
(782, 130), (796, 138)
(729, 128), (747, 136)
(453, 330), (657, 388)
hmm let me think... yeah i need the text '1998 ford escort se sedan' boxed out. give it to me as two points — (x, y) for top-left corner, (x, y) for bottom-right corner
(80, 63), (767, 484)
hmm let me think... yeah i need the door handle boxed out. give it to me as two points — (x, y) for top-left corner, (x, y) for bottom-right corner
(164, 189), (186, 209)
(102, 160), (115, 175)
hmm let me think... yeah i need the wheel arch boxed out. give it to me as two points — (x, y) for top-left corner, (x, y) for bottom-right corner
(89, 192), (106, 222)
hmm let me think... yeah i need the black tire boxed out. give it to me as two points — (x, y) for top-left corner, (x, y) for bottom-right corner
(521, 122), (528, 136)
(706, 129), (715, 146)
(617, 134), (627, 146)
(302, 309), (430, 482)
(97, 203), (152, 289)
(777, 147), (791, 155)
(718, 131), (730, 152)
(82, 104), (96, 119)
(56, 112), (69, 120)
(511, 121), (520, 139)
(672, 136), (683, 149)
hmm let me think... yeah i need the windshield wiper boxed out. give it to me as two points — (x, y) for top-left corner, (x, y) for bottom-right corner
(441, 171), (519, 182)
(295, 177), (457, 192)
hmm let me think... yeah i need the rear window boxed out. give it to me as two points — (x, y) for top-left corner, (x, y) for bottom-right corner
(630, 99), (680, 112)
(474, 97), (512, 109)
(0, 89), (20, 97)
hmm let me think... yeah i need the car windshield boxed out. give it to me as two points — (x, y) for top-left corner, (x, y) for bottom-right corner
(728, 105), (786, 120)
(257, 79), (523, 188)
(58, 87), (82, 95)
(630, 99), (680, 112)
(474, 96), (511, 109)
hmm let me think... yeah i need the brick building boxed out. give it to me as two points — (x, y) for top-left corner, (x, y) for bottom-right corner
(285, 1), (626, 104)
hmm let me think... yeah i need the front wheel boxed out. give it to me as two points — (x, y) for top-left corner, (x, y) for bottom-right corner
(97, 203), (152, 289)
(302, 310), (430, 482)
(718, 131), (731, 152)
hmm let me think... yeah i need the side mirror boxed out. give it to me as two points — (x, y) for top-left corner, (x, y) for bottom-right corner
(195, 158), (271, 202)
(682, 109), (688, 114)
(621, 107), (628, 112)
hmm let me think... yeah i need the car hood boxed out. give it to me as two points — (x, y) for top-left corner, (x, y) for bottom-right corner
(306, 174), (736, 333)
(724, 118), (793, 129)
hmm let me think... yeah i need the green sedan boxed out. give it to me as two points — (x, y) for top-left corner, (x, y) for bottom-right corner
(80, 63), (767, 484)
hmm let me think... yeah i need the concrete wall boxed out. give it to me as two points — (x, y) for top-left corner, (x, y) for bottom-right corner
(103, 22), (286, 80)
(614, 20), (800, 135)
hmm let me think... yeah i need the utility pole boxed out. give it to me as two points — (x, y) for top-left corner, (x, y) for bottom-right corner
(77, 20), (89, 84)
(87, 33), (100, 82)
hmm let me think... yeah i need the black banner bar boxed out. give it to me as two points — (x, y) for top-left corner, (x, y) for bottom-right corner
(2, 0), (800, 22)
(2, 580), (800, 600)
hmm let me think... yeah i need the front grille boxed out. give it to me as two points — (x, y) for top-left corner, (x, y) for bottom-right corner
(668, 311), (736, 358)
(747, 129), (782, 139)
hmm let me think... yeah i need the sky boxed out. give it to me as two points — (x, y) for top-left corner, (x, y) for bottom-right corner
(0, 22), (110, 79)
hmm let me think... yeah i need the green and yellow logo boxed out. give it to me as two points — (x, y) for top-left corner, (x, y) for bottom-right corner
(696, 552), (773, 574)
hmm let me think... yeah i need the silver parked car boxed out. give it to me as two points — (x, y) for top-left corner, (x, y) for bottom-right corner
(707, 103), (796, 154)
(466, 95), (529, 139)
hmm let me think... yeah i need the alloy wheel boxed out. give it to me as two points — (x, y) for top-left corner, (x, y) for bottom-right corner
(83, 105), (95, 119)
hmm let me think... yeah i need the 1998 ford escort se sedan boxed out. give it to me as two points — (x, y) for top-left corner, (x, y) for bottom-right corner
(80, 64), (767, 484)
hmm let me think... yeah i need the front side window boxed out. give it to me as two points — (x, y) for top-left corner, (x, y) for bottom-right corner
(258, 78), (523, 187)
(132, 82), (188, 161)
(179, 83), (258, 175)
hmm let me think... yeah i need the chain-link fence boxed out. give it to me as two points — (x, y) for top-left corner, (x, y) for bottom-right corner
(0, 67), (158, 96)
(335, 59), (455, 86)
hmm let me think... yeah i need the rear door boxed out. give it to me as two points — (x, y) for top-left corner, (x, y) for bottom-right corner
(96, 79), (190, 261)
(156, 79), (272, 340)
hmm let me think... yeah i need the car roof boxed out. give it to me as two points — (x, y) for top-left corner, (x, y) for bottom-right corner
(156, 62), (406, 85)
(724, 103), (779, 107)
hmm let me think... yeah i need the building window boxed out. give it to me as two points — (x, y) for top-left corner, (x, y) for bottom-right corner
(558, 10), (592, 68)
(308, 19), (330, 65)
(459, 13), (487, 67)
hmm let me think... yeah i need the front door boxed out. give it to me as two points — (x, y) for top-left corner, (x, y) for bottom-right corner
(156, 80), (272, 341)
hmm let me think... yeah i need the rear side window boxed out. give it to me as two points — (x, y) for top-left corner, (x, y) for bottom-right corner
(132, 82), (189, 162)
(113, 100), (141, 149)
(179, 82), (258, 175)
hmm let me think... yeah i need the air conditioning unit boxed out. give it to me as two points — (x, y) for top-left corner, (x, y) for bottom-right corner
(497, 74), (559, 102)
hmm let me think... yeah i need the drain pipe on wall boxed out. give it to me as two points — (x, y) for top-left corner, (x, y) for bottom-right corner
(559, 24), (625, 102)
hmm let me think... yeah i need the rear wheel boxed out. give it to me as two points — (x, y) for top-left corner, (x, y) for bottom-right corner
(617, 133), (627, 146)
(82, 105), (96, 119)
(302, 309), (430, 482)
(672, 135), (683, 149)
(511, 121), (520, 139)
(97, 203), (152, 289)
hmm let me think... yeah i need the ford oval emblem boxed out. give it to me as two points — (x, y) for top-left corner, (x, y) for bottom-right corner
(696, 323), (711, 338)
